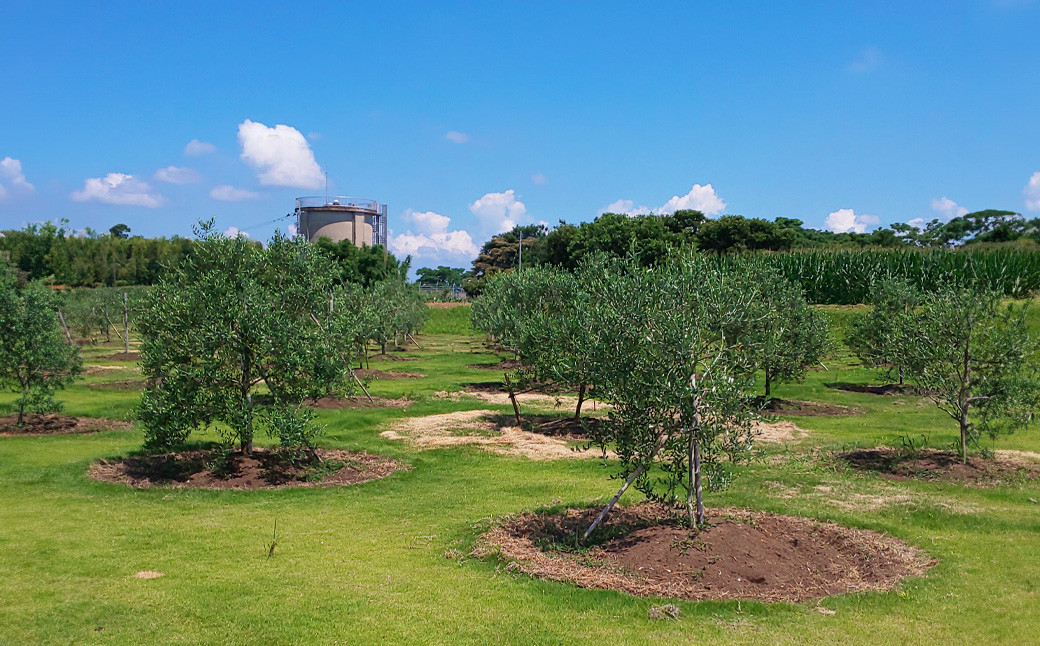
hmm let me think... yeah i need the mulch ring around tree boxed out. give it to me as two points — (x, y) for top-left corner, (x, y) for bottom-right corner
(825, 382), (930, 396)
(0, 414), (132, 436)
(471, 503), (934, 603)
(109, 352), (141, 361)
(469, 359), (526, 371)
(838, 447), (1040, 485)
(89, 379), (148, 391)
(353, 369), (425, 380)
(306, 396), (415, 410)
(89, 448), (406, 489)
(761, 398), (860, 417)
(487, 413), (600, 440)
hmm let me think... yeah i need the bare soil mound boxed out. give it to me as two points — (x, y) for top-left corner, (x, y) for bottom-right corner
(469, 359), (526, 371)
(473, 503), (933, 603)
(307, 396), (414, 409)
(109, 352), (140, 361)
(486, 413), (600, 440)
(0, 414), (132, 436)
(762, 398), (859, 417)
(838, 447), (1040, 485)
(354, 369), (424, 380)
(825, 382), (929, 396)
(89, 379), (147, 391)
(90, 448), (405, 489)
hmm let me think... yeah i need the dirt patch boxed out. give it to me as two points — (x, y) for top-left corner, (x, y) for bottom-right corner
(83, 365), (137, 375)
(381, 409), (595, 460)
(89, 448), (405, 489)
(469, 359), (526, 371)
(825, 382), (929, 396)
(435, 386), (597, 412)
(473, 503), (933, 603)
(838, 447), (1040, 485)
(762, 398), (859, 417)
(754, 420), (809, 444)
(426, 301), (469, 309)
(307, 396), (414, 409)
(367, 354), (418, 362)
(354, 369), (424, 380)
(0, 414), (132, 436)
(109, 352), (140, 361)
(89, 379), (147, 391)
(486, 413), (601, 440)
(134, 571), (164, 579)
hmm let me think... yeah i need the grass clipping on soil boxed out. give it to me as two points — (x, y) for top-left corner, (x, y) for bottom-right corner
(382, 409), (594, 460)
(472, 503), (934, 603)
(90, 448), (405, 490)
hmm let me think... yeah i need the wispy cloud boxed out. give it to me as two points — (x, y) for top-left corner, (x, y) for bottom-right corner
(184, 139), (216, 156)
(210, 185), (260, 202)
(444, 130), (470, 144)
(154, 165), (201, 184)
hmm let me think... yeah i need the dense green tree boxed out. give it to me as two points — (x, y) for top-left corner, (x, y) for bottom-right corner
(846, 278), (923, 385)
(137, 222), (355, 454)
(415, 266), (469, 286)
(898, 283), (1040, 463)
(0, 266), (82, 425)
(747, 267), (830, 399)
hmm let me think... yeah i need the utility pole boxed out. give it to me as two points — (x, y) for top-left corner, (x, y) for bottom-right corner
(518, 231), (523, 271)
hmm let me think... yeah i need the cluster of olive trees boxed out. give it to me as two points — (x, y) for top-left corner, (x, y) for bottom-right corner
(137, 223), (427, 455)
(848, 278), (1040, 463)
(0, 264), (81, 425)
(61, 286), (150, 350)
(472, 255), (830, 527)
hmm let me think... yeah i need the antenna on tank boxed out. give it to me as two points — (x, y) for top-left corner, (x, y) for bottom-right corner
(324, 169), (329, 205)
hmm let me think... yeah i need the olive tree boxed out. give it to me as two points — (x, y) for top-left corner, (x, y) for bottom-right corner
(137, 223), (355, 454)
(846, 278), (922, 385)
(746, 266), (830, 400)
(0, 267), (82, 425)
(584, 255), (764, 532)
(899, 283), (1040, 463)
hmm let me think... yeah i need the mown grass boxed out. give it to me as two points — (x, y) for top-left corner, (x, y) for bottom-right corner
(2, 303), (1040, 644)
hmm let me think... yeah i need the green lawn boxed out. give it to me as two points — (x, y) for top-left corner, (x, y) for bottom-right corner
(2, 303), (1040, 645)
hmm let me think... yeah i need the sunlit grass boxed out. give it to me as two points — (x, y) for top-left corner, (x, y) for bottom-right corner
(1, 303), (1039, 644)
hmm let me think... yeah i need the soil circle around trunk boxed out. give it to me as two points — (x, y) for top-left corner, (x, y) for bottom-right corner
(473, 503), (933, 603)
(353, 369), (424, 380)
(109, 352), (141, 361)
(762, 398), (859, 417)
(89, 448), (406, 489)
(306, 396), (415, 410)
(0, 414), (133, 436)
(838, 447), (1040, 485)
(825, 382), (930, 397)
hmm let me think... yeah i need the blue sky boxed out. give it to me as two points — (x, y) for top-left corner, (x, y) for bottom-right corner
(2, 0), (1039, 269)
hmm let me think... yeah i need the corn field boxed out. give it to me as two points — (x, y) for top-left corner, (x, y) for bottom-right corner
(720, 247), (1040, 304)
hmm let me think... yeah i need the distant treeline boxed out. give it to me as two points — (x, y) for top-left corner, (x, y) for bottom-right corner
(0, 221), (408, 287)
(465, 208), (1040, 301)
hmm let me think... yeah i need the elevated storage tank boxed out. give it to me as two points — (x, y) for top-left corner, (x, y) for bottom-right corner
(294, 196), (388, 247)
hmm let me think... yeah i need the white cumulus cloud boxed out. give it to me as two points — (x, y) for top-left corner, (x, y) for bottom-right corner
(469, 189), (528, 234)
(1024, 172), (1040, 212)
(603, 184), (727, 217)
(931, 196), (969, 219)
(223, 226), (250, 238)
(444, 130), (470, 144)
(154, 165), (201, 184)
(70, 173), (163, 207)
(238, 119), (324, 189)
(210, 185), (260, 202)
(184, 139), (216, 156)
(389, 209), (479, 260)
(658, 184), (727, 215)
(0, 157), (35, 199)
(824, 208), (880, 234)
